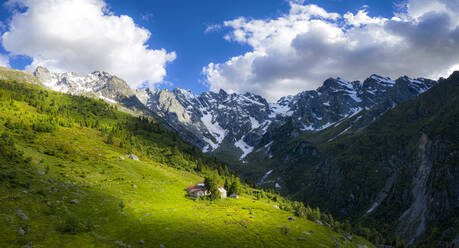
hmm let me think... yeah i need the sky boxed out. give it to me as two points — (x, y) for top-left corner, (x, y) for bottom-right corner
(0, 0), (458, 101)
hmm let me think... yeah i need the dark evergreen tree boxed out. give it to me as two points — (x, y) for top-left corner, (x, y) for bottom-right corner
(229, 178), (242, 195)
(204, 176), (219, 200)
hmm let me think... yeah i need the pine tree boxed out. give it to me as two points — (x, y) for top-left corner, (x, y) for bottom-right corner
(224, 178), (230, 191)
(229, 178), (242, 195)
(105, 132), (114, 144)
(204, 176), (219, 200)
(313, 207), (321, 221)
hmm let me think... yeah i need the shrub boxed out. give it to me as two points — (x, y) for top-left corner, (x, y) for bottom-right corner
(60, 216), (79, 234)
(32, 121), (56, 133)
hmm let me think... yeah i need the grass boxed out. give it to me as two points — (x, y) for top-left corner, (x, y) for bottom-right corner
(0, 79), (375, 247)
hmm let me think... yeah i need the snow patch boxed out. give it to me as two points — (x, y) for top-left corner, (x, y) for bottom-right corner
(258, 169), (273, 185)
(371, 75), (396, 85)
(176, 88), (196, 100)
(200, 110), (227, 150)
(260, 120), (272, 134)
(98, 93), (117, 104)
(318, 122), (334, 130)
(269, 102), (293, 117)
(345, 89), (362, 102)
(264, 141), (274, 150)
(241, 95), (265, 106)
(249, 116), (260, 129)
(202, 137), (218, 151)
(301, 121), (335, 132)
(328, 126), (352, 142)
(234, 136), (253, 160)
(408, 78), (430, 94)
(301, 123), (316, 131)
(366, 202), (379, 214)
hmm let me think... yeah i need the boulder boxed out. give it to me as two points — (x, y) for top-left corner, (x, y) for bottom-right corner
(346, 233), (352, 240)
(16, 210), (28, 220)
(127, 154), (139, 161)
(288, 217), (296, 221)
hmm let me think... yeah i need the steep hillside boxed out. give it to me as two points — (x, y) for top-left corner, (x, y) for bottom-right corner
(0, 78), (374, 248)
(254, 72), (459, 247)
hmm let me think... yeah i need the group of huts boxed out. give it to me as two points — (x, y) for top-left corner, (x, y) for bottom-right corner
(186, 181), (238, 199)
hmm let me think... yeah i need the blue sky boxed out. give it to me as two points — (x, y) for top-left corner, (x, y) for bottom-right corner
(0, 0), (458, 100)
(95, 0), (395, 94)
(108, 0), (396, 94)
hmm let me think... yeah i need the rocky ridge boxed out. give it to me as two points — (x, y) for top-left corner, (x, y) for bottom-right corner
(34, 66), (437, 164)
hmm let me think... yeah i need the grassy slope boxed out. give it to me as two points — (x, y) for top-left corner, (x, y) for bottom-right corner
(0, 80), (374, 248)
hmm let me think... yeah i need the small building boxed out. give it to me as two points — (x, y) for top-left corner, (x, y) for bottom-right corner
(229, 193), (238, 199)
(189, 188), (206, 198)
(218, 187), (227, 199)
(186, 182), (227, 199)
(187, 183), (208, 198)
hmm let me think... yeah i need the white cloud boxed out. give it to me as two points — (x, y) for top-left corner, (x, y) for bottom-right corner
(2, 0), (176, 88)
(344, 9), (387, 27)
(141, 13), (153, 21)
(204, 24), (222, 34)
(0, 54), (10, 67)
(203, 0), (459, 101)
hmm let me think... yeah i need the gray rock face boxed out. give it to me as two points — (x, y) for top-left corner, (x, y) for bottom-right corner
(138, 74), (436, 163)
(136, 87), (273, 159)
(33, 67), (140, 107)
(34, 66), (52, 83)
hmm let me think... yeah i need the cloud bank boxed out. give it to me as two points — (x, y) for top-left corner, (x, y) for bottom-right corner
(2, 0), (176, 88)
(203, 0), (459, 101)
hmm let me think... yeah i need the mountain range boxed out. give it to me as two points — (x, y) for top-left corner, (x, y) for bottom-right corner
(32, 66), (458, 247)
(33, 66), (437, 162)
